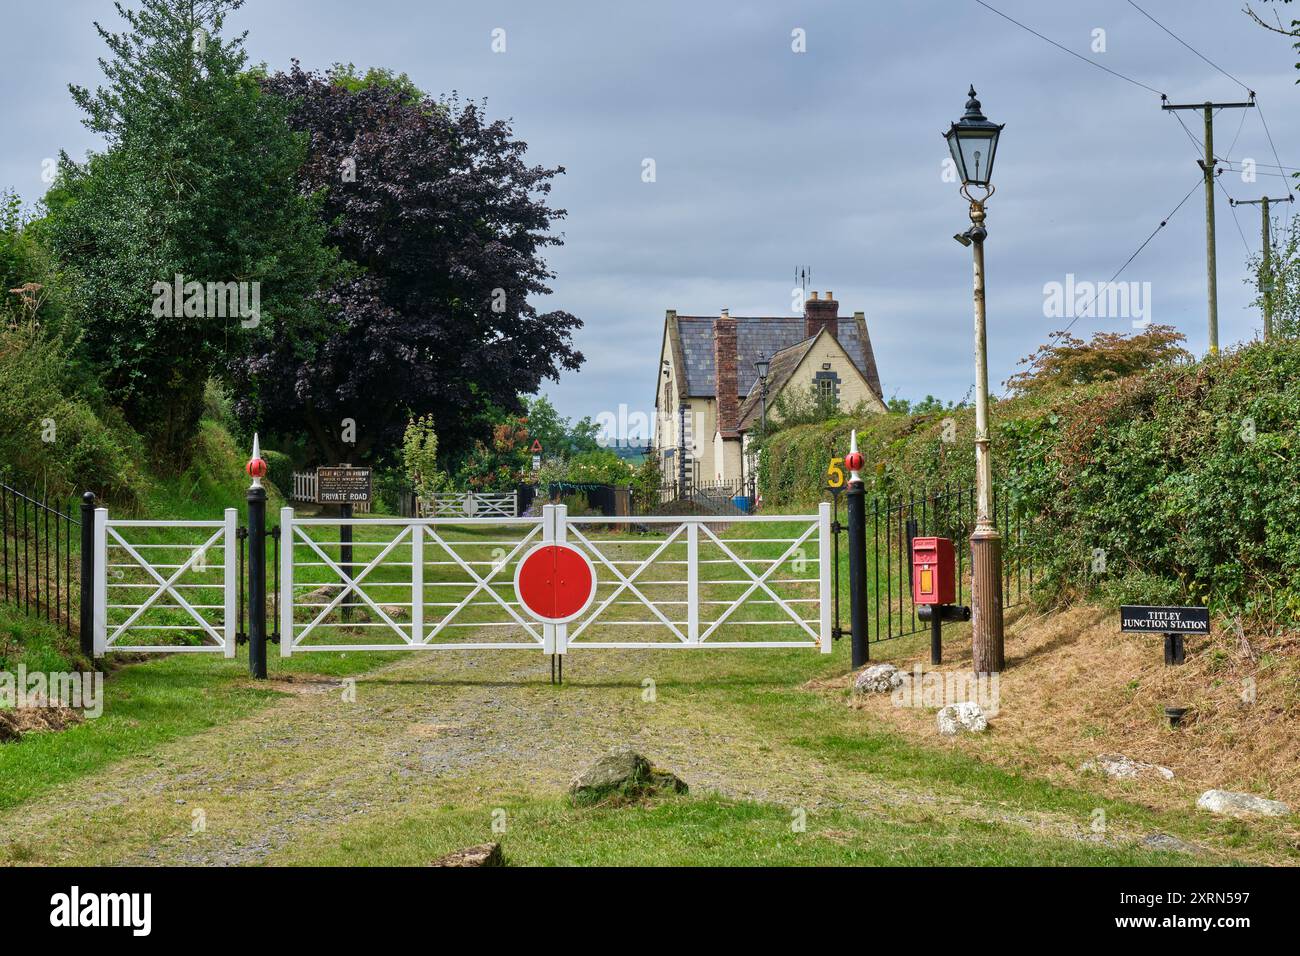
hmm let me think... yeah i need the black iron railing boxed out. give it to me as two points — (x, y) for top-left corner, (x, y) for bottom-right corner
(866, 481), (1033, 644)
(0, 480), (78, 638)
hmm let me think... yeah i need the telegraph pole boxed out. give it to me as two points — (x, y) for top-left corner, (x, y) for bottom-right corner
(1231, 194), (1295, 341)
(1161, 95), (1256, 355)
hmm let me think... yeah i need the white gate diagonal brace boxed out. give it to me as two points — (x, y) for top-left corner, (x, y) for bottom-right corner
(105, 526), (226, 645)
(697, 522), (819, 641)
(566, 523), (688, 642)
(422, 524), (543, 643)
(294, 525), (411, 642)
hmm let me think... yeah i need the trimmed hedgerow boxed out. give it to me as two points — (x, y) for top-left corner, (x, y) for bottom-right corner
(759, 341), (1300, 625)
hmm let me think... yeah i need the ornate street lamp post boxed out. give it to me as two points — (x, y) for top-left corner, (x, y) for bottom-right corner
(750, 353), (770, 501)
(944, 86), (1005, 674)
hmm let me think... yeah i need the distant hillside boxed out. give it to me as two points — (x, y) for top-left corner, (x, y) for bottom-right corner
(760, 341), (1300, 627)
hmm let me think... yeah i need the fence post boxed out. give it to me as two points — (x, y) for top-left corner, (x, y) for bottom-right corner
(93, 506), (108, 657)
(686, 521), (699, 643)
(818, 502), (833, 653)
(280, 507), (294, 657)
(79, 491), (95, 659)
(223, 508), (238, 658)
(845, 432), (869, 668)
(246, 439), (269, 679)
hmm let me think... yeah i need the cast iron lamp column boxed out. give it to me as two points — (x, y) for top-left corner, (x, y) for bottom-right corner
(945, 86), (1005, 674)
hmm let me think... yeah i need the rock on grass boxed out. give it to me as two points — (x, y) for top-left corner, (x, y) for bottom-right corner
(936, 702), (987, 736)
(1196, 789), (1290, 818)
(430, 843), (503, 867)
(569, 747), (688, 806)
(853, 663), (903, 695)
(1082, 753), (1174, 781)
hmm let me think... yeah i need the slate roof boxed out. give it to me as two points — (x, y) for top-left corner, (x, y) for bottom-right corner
(735, 334), (821, 431)
(670, 314), (881, 401)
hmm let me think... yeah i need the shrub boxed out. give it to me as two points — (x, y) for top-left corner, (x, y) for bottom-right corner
(0, 326), (145, 501)
(262, 449), (293, 498)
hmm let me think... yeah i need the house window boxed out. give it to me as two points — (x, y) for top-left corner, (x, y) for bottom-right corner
(814, 370), (840, 404)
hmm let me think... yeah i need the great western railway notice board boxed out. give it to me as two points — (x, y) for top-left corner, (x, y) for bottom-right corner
(317, 466), (372, 504)
(1119, 605), (1210, 635)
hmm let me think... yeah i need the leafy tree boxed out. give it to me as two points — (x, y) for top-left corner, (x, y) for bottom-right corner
(454, 413), (531, 490)
(1004, 326), (1191, 396)
(887, 394), (957, 415)
(401, 414), (449, 500)
(523, 395), (599, 457)
(234, 63), (583, 464)
(46, 0), (336, 464)
(1247, 213), (1300, 338)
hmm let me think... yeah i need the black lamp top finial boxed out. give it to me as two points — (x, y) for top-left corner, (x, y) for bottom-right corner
(963, 86), (986, 121)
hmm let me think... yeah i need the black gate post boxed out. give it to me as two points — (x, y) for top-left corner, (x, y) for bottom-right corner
(247, 483), (267, 679)
(79, 491), (96, 659)
(845, 434), (869, 668)
(246, 437), (269, 679)
(339, 502), (353, 622)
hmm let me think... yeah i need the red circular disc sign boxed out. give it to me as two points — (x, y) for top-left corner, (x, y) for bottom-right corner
(513, 543), (597, 624)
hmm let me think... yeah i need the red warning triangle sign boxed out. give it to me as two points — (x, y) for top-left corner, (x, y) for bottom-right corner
(530, 439), (543, 453)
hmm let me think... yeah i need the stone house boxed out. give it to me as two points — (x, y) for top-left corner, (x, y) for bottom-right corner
(653, 291), (885, 487)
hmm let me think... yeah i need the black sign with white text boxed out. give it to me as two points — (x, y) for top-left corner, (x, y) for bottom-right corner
(1119, 605), (1210, 634)
(316, 466), (372, 504)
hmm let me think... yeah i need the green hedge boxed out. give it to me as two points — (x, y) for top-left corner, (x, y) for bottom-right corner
(760, 341), (1300, 623)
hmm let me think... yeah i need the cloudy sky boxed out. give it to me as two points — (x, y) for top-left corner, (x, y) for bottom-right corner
(3, 0), (1297, 428)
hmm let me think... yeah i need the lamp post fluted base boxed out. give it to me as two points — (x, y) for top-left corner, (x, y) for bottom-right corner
(970, 524), (1004, 675)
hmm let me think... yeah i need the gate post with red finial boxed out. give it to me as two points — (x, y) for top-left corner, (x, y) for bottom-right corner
(845, 431), (869, 667)
(245, 434), (269, 679)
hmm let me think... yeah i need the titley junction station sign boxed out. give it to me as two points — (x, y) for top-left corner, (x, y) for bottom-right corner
(1119, 605), (1210, 635)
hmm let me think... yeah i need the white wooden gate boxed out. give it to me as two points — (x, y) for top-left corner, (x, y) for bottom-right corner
(279, 504), (831, 655)
(420, 491), (518, 518)
(93, 508), (238, 656)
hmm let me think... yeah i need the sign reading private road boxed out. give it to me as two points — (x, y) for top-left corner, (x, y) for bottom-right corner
(317, 466), (372, 504)
(1119, 605), (1210, 634)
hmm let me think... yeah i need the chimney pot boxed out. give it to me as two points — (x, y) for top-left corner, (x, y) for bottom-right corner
(826, 290), (833, 300)
(809, 291), (818, 300)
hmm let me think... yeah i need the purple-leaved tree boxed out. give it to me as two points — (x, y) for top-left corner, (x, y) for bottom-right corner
(231, 63), (583, 464)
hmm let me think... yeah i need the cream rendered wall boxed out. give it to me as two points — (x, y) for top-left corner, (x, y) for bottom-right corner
(770, 333), (887, 424)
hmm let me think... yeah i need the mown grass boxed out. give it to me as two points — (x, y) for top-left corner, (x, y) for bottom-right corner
(270, 791), (1194, 867)
(0, 644), (390, 810)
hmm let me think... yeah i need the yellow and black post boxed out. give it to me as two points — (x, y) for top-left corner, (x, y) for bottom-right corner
(845, 431), (869, 668)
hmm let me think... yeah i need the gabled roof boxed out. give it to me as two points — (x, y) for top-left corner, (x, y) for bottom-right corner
(735, 333), (822, 431)
(668, 314), (881, 401)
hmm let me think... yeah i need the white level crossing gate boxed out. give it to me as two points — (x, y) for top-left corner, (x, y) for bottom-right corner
(90, 503), (832, 658)
(279, 504), (832, 656)
(93, 508), (238, 656)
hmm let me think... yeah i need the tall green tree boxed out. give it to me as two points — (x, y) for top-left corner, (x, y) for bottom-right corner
(47, 0), (337, 464)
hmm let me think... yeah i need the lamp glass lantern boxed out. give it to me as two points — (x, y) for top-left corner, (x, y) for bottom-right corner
(944, 86), (1004, 188)
(754, 353), (770, 381)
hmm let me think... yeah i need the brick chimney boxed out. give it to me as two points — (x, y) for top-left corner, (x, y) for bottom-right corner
(713, 309), (739, 438)
(805, 290), (839, 340)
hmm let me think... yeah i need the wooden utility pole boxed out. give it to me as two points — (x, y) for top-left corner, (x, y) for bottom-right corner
(1231, 194), (1295, 341)
(1161, 96), (1255, 355)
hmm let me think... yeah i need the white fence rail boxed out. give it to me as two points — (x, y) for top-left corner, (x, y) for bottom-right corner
(278, 504), (830, 656)
(93, 509), (238, 656)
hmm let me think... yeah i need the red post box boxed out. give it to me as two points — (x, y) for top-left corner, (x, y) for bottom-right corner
(911, 536), (956, 605)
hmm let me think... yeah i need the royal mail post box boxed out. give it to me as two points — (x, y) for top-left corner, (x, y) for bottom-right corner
(911, 536), (955, 605)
